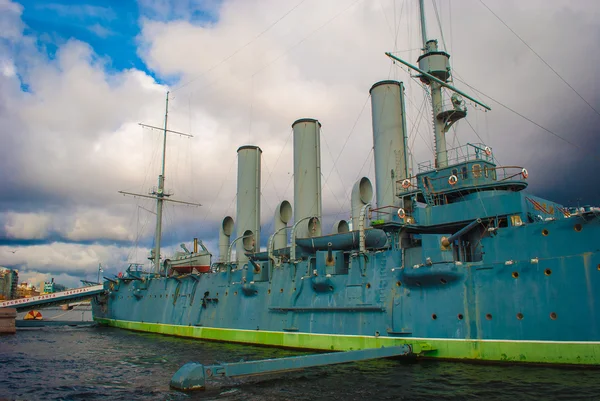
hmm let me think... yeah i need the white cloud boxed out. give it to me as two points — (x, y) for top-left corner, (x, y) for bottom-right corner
(4, 212), (53, 239)
(0, 0), (23, 40)
(88, 23), (115, 38)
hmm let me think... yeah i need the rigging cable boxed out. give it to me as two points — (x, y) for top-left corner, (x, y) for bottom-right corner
(171, 0), (310, 93)
(478, 0), (600, 119)
(324, 94), (372, 215)
(431, 0), (448, 51)
(451, 72), (600, 162)
(262, 128), (294, 203)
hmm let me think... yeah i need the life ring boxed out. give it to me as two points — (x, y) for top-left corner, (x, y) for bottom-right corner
(401, 179), (411, 189)
(397, 208), (406, 219)
(484, 146), (492, 156)
(521, 168), (528, 179)
(448, 175), (458, 185)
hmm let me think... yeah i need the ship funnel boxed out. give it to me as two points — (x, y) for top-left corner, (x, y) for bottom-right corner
(236, 145), (262, 263)
(331, 220), (349, 234)
(351, 177), (373, 230)
(273, 200), (292, 250)
(370, 81), (409, 219)
(292, 118), (322, 238)
(219, 216), (234, 262)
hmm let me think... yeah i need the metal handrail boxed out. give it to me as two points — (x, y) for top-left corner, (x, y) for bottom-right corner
(397, 165), (527, 195)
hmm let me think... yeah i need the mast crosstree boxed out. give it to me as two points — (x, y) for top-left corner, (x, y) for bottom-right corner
(118, 91), (201, 274)
(386, 0), (490, 168)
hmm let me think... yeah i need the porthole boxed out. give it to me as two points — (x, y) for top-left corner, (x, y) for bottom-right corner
(234, 291), (238, 296)
(550, 312), (557, 320)
(396, 281), (402, 287)
(440, 278), (447, 284)
(542, 229), (549, 236)
(432, 314), (437, 320)
(574, 224), (582, 232)
(366, 283), (371, 289)
(544, 269), (552, 276)
(517, 313), (524, 320)
(512, 272), (519, 279)
(486, 314), (493, 320)
(457, 314), (464, 320)
(280, 288), (284, 293)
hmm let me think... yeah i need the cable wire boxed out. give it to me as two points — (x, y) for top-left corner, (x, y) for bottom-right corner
(479, 0), (600, 119)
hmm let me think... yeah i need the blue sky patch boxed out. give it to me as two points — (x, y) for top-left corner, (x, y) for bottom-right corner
(18, 1), (146, 73)
(13, 0), (220, 86)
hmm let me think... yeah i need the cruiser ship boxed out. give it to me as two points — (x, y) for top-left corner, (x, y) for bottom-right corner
(93, 1), (600, 365)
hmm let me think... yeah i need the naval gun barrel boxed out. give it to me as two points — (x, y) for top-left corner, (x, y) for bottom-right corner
(441, 218), (482, 247)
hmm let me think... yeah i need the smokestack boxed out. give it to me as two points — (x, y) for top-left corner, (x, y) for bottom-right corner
(236, 146), (262, 263)
(292, 118), (322, 238)
(351, 177), (373, 229)
(370, 81), (409, 218)
(219, 216), (234, 262)
(274, 200), (292, 250)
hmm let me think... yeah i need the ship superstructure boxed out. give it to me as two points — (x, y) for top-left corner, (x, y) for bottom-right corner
(93, 1), (600, 365)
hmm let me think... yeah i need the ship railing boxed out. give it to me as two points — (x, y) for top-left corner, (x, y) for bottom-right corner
(417, 143), (494, 173)
(397, 165), (528, 198)
(370, 205), (415, 225)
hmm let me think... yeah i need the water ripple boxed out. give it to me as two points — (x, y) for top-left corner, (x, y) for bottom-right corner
(1, 327), (600, 400)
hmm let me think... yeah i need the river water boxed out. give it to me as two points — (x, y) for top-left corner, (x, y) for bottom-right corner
(1, 323), (600, 400)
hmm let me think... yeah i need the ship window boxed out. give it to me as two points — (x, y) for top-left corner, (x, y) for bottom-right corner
(484, 165), (489, 178)
(461, 166), (468, 179)
(472, 164), (482, 178)
(451, 168), (458, 177)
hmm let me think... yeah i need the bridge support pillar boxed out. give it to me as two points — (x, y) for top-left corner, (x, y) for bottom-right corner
(0, 307), (16, 334)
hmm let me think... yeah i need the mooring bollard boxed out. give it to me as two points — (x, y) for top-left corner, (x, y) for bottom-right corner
(0, 308), (17, 334)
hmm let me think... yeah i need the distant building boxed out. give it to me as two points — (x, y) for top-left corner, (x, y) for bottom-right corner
(41, 278), (56, 294)
(0, 267), (19, 300)
(16, 282), (40, 298)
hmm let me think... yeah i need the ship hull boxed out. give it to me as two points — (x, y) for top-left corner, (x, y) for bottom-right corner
(94, 318), (600, 365)
(93, 214), (600, 366)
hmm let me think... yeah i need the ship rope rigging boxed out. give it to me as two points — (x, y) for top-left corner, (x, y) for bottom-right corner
(118, 92), (202, 274)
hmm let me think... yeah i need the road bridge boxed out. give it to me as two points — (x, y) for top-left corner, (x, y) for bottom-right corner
(0, 285), (104, 313)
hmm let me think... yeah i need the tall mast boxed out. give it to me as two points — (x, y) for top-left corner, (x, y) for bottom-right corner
(118, 92), (200, 275)
(385, 3), (490, 170)
(152, 91), (170, 272)
(418, 0), (449, 168)
(419, 0), (428, 48)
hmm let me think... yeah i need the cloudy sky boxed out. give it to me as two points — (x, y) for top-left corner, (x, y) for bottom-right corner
(0, 0), (598, 288)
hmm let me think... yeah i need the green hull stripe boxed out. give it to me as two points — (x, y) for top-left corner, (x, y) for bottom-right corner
(95, 318), (600, 365)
